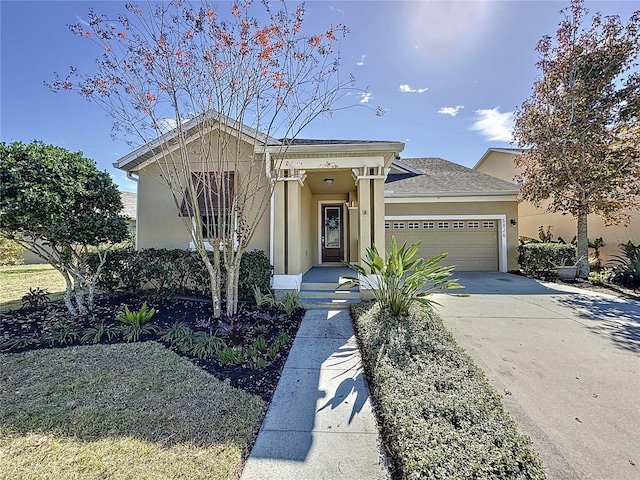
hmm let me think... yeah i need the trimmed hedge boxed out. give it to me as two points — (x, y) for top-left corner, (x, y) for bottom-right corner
(518, 243), (576, 275)
(351, 302), (546, 479)
(88, 248), (272, 301)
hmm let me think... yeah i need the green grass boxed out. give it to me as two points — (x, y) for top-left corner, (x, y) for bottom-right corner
(0, 342), (265, 480)
(0, 264), (66, 312)
(351, 302), (546, 479)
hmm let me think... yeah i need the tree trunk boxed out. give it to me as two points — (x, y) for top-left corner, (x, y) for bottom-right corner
(225, 259), (240, 317)
(72, 270), (89, 315)
(200, 251), (221, 318)
(60, 269), (77, 315)
(576, 211), (589, 279)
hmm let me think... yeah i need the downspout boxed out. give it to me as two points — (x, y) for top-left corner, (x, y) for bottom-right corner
(126, 171), (139, 251)
(266, 152), (275, 284)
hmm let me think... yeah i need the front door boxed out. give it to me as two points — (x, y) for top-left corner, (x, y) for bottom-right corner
(321, 204), (344, 263)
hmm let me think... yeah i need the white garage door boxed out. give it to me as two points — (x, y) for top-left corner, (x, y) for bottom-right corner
(384, 219), (499, 271)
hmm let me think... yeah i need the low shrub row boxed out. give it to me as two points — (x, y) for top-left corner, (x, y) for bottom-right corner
(518, 243), (576, 276)
(351, 302), (545, 479)
(88, 248), (272, 300)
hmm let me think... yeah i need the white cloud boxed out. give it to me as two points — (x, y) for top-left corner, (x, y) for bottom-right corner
(329, 6), (344, 15)
(358, 91), (372, 104)
(356, 54), (366, 66)
(399, 84), (428, 94)
(472, 107), (514, 142)
(438, 105), (464, 117)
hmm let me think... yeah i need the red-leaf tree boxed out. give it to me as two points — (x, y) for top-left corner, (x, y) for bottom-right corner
(513, 0), (640, 278)
(49, 1), (370, 317)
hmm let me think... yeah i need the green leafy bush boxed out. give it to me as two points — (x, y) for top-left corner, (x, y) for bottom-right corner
(611, 241), (640, 288)
(518, 243), (577, 275)
(351, 302), (545, 479)
(89, 248), (271, 301)
(342, 236), (461, 316)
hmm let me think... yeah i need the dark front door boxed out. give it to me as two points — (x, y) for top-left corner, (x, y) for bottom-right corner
(321, 204), (344, 263)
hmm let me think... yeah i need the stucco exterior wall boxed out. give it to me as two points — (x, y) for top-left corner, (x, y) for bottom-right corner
(135, 133), (271, 255)
(385, 199), (520, 271)
(476, 150), (640, 263)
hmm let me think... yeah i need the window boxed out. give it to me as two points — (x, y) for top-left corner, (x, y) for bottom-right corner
(467, 221), (480, 229)
(393, 222), (405, 229)
(483, 221), (495, 229)
(438, 222), (449, 229)
(408, 222), (420, 229)
(452, 221), (464, 229)
(385, 222), (390, 230)
(179, 172), (235, 240)
(201, 215), (232, 239)
(179, 171), (234, 217)
(423, 222), (434, 229)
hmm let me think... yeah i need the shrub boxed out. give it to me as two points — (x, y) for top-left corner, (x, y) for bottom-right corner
(351, 302), (545, 479)
(611, 241), (640, 288)
(518, 243), (576, 275)
(90, 248), (272, 300)
(116, 302), (160, 342)
(21, 287), (50, 309)
(342, 236), (461, 316)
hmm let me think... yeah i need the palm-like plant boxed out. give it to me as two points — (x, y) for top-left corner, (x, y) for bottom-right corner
(340, 236), (462, 316)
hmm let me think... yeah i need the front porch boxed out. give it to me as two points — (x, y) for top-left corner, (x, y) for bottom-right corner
(267, 140), (403, 292)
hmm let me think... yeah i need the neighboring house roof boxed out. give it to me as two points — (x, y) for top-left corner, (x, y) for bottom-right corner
(119, 191), (137, 220)
(385, 157), (519, 197)
(473, 147), (527, 171)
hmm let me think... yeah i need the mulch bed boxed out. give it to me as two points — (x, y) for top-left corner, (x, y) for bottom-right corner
(0, 295), (304, 403)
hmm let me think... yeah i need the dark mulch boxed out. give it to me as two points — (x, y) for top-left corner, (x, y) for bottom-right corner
(0, 295), (304, 403)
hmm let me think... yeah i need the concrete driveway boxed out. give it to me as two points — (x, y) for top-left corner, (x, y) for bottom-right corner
(433, 272), (640, 480)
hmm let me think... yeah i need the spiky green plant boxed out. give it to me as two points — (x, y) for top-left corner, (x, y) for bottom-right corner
(341, 236), (462, 316)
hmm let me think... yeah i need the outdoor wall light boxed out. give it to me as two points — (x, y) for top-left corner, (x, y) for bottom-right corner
(510, 218), (517, 226)
(324, 178), (334, 186)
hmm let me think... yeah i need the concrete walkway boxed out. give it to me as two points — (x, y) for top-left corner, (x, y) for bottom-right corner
(241, 309), (388, 480)
(434, 272), (640, 480)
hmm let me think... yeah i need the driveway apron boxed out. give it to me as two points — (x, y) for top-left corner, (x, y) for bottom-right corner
(434, 272), (640, 480)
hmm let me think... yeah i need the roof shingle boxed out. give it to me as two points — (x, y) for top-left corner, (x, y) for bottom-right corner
(386, 158), (519, 196)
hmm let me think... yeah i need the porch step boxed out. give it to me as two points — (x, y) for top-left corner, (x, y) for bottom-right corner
(299, 282), (361, 309)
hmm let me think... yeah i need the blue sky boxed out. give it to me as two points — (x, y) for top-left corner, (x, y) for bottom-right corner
(1, 1), (638, 193)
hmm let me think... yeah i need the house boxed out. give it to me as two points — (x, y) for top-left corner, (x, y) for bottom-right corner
(114, 118), (519, 291)
(474, 148), (640, 263)
(119, 191), (138, 234)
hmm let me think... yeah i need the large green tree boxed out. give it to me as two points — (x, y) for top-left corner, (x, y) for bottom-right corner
(513, 0), (640, 278)
(0, 141), (129, 314)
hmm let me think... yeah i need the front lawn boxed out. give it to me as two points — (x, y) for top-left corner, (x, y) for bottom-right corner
(351, 302), (546, 479)
(0, 264), (66, 312)
(0, 342), (264, 480)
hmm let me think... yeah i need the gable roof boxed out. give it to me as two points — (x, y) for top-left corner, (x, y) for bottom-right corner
(114, 113), (279, 172)
(472, 147), (526, 171)
(385, 157), (519, 197)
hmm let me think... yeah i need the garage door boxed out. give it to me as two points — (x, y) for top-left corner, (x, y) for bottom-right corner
(384, 219), (498, 271)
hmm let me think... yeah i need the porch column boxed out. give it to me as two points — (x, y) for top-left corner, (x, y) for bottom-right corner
(358, 178), (371, 266)
(287, 179), (302, 275)
(372, 177), (386, 259)
(273, 180), (286, 275)
(348, 191), (359, 262)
